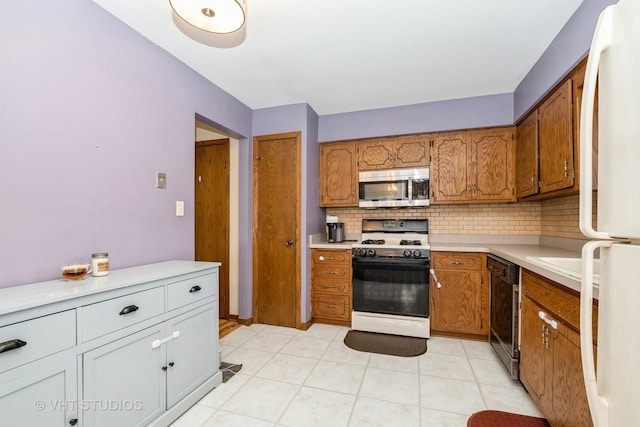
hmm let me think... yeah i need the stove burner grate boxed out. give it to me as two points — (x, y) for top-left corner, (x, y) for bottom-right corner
(361, 239), (385, 245)
(400, 240), (422, 246)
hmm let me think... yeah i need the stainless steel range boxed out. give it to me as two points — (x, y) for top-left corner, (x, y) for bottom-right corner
(351, 219), (430, 338)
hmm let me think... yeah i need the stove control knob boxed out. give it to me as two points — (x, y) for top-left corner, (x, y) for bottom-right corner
(366, 248), (376, 257)
(413, 250), (422, 258)
(403, 249), (413, 258)
(357, 248), (366, 257)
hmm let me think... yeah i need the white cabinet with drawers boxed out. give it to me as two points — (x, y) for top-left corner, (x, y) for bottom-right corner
(0, 261), (222, 427)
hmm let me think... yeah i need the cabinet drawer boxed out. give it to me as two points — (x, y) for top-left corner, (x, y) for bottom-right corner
(312, 249), (351, 266)
(167, 274), (216, 311)
(0, 310), (76, 373)
(312, 264), (350, 281)
(312, 278), (350, 295)
(432, 252), (482, 271)
(522, 269), (598, 333)
(312, 294), (350, 320)
(80, 286), (165, 342)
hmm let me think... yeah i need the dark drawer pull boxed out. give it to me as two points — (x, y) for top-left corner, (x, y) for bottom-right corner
(0, 339), (27, 354)
(119, 305), (139, 315)
(189, 285), (202, 293)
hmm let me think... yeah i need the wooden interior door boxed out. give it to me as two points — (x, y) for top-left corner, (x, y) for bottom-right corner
(253, 132), (301, 328)
(195, 139), (230, 319)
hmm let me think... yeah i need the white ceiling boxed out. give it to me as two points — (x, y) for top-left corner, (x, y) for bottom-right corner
(92, 0), (584, 116)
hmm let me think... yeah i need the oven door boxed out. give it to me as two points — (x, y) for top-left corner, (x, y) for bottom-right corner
(352, 257), (429, 318)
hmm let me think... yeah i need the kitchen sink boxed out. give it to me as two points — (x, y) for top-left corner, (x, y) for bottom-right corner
(525, 256), (600, 285)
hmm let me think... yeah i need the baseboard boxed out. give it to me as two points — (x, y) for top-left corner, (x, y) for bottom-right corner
(236, 317), (253, 326)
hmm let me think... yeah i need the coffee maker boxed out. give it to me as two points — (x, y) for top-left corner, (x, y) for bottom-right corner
(326, 215), (344, 243)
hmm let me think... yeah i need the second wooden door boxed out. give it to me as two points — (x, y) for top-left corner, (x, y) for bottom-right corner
(253, 132), (301, 328)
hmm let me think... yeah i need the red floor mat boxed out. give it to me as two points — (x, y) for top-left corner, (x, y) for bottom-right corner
(467, 410), (551, 427)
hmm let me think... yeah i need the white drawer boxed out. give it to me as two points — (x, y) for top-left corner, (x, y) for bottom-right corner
(80, 286), (165, 342)
(0, 310), (76, 373)
(167, 274), (216, 311)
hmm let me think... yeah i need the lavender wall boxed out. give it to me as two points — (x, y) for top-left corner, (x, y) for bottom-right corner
(0, 0), (252, 288)
(251, 104), (323, 322)
(513, 0), (617, 121)
(318, 93), (514, 142)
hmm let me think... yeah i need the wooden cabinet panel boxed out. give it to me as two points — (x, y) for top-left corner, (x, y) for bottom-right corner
(431, 128), (515, 203)
(319, 142), (358, 207)
(471, 128), (515, 201)
(312, 294), (350, 320)
(519, 297), (548, 404)
(520, 270), (597, 427)
(358, 136), (429, 170)
(358, 139), (396, 170)
(430, 132), (472, 202)
(516, 110), (539, 198)
(539, 80), (574, 193)
(311, 249), (352, 326)
(430, 252), (488, 338)
(431, 252), (482, 271)
(395, 137), (429, 168)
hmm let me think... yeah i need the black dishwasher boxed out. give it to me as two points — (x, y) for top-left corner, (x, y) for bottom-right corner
(487, 254), (520, 380)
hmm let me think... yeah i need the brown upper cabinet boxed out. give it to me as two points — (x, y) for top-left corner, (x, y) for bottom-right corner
(516, 57), (597, 200)
(430, 127), (516, 203)
(319, 141), (358, 207)
(358, 135), (429, 170)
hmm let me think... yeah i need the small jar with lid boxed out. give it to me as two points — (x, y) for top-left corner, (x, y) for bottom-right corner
(92, 253), (109, 276)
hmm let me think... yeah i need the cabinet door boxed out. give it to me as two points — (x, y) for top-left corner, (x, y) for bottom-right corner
(470, 127), (515, 202)
(519, 297), (547, 404)
(394, 136), (429, 168)
(548, 326), (594, 427)
(357, 139), (395, 170)
(83, 325), (165, 427)
(166, 305), (218, 408)
(430, 133), (472, 203)
(538, 80), (574, 193)
(430, 269), (485, 335)
(516, 110), (540, 198)
(0, 357), (77, 426)
(319, 142), (358, 207)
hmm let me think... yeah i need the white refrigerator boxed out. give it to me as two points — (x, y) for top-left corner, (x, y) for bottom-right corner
(579, 1), (640, 427)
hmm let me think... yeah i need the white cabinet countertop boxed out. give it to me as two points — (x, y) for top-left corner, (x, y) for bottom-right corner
(0, 260), (221, 318)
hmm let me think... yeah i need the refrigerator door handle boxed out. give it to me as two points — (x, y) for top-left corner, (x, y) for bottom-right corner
(581, 240), (613, 427)
(579, 6), (614, 240)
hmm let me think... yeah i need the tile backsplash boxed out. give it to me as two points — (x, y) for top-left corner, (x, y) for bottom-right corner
(327, 194), (593, 239)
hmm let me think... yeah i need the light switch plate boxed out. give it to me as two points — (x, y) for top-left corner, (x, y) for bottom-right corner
(176, 201), (184, 216)
(156, 172), (167, 189)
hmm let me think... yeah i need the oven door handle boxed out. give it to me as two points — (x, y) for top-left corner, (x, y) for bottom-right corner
(352, 258), (429, 268)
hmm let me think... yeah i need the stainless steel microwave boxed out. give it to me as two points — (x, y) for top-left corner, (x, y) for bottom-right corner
(358, 168), (430, 208)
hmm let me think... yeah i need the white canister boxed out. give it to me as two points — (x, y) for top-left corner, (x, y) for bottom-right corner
(91, 253), (109, 276)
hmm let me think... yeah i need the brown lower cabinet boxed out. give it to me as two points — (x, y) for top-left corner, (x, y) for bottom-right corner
(311, 249), (352, 326)
(520, 270), (597, 427)
(429, 252), (489, 338)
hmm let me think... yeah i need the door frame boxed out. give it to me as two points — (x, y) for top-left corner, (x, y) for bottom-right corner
(251, 131), (302, 328)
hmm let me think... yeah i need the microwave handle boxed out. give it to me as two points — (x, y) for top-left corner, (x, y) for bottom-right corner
(408, 178), (413, 202)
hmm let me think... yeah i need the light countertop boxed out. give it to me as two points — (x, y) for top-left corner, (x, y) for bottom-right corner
(310, 233), (593, 295)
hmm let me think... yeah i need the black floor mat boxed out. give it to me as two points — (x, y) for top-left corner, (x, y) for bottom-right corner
(344, 330), (427, 357)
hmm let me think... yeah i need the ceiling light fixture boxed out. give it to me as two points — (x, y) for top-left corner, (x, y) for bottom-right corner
(169, 0), (246, 34)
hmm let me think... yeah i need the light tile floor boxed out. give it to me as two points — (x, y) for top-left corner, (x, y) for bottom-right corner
(171, 323), (542, 427)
